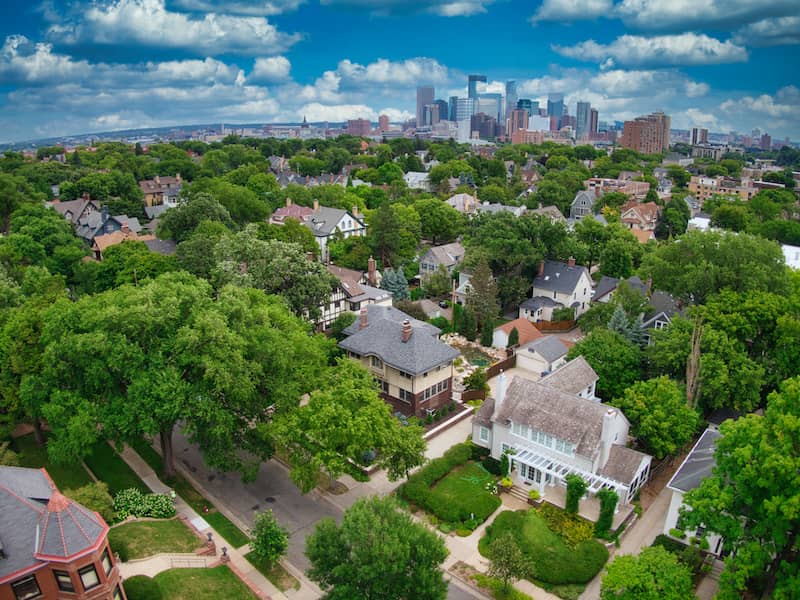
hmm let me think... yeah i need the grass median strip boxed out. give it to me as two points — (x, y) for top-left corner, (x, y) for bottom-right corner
(244, 552), (301, 592)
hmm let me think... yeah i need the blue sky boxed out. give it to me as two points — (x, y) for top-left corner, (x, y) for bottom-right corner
(0, 0), (798, 143)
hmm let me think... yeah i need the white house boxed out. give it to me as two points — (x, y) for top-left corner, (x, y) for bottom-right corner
(403, 171), (431, 191)
(663, 429), (725, 556)
(782, 244), (800, 270)
(520, 259), (593, 321)
(305, 205), (367, 261)
(472, 360), (651, 504)
(491, 318), (542, 350)
(515, 336), (570, 378)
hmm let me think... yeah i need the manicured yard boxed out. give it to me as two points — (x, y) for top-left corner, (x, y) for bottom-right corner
(84, 441), (149, 495)
(429, 462), (501, 524)
(130, 436), (250, 549)
(124, 566), (258, 600)
(245, 552), (300, 592)
(12, 434), (93, 491)
(108, 519), (201, 561)
(480, 509), (608, 597)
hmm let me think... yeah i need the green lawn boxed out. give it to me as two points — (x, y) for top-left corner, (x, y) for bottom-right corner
(108, 519), (201, 562)
(124, 566), (258, 600)
(130, 437), (165, 474)
(245, 552), (300, 592)
(12, 434), (94, 491)
(84, 441), (149, 495)
(480, 510), (608, 590)
(429, 461), (501, 525)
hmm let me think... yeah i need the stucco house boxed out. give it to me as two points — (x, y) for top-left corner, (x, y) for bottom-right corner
(0, 466), (126, 600)
(419, 242), (465, 276)
(305, 205), (366, 261)
(317, 259), (391, 330)
(339, 305), (460, 418)
(663, 429), (725, 556)
(472, 361), (651, 504)
(515, 336), (570, 378)
(520, 259), (593, 321)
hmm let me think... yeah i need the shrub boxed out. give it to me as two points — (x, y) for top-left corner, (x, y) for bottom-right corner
(500, 477), (513, 488)
(565, 474), (587, 514)
(250, 510), (289, 565)
(499, 453), (510, 477)
(507, 327), (519, 348)
(652, 534), (688, 555)
(594, 489), (618, 537)
(123, 575), (162, 600)
(528, 490), (540, 501)
(470, 441), (491, 461)
(669, 527), (687, 539)
(439, 523), (452, 534)
(464, 367), (489, 392)
(552, 306), (575, 322)
(113, 488), (176, 520)
(482, 456), (502, 475)
(456, 528), (472, 537)
(400, 443), (472, 508)
(142, 493), (177, 519)
(538, 504), (594, 548)
(429, 316), (450, 332)
(65, 482), (115, 523)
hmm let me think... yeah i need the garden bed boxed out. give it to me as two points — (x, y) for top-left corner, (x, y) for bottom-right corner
(479, 509), (608, 599)
(108, 519), (202, 561)
(123, 566), (258, 600)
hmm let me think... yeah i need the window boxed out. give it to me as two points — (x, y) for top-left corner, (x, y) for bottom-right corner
(79, 565), (100, 591)
(398, 370), (412, 379)
(479, 426), (489, 442)
(12, 576), (41, 600)
(398, 388), (412, 403)
(370, 356), (383, 369)
(101, 549), (113, 575)
(376, 379), (389, 394)
(54, 570), (75, 592)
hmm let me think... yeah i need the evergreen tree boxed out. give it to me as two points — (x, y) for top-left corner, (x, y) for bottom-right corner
(465, 258), (499, 331)
(459, 306), (478, 341)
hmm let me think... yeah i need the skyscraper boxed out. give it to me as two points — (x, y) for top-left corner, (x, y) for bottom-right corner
(448, 96), (458, 121)
(434, 99), (449, 123)
(468, 75), (487, 100)
(378, 114), (389, 132)
(576, 101), (591, 139)
(454, 97), (475, 122)
(691, 127), (708, 145)
(547, 93), (564, 129)
(590, 108), (599, 135)
(516, 99), (533, 116)
(416, 86), (434, 127)
(507, 109), (529, 135)
(478, 93), (503, 122)
(505, 81), (518, 122)
(621, 112), (671, 154)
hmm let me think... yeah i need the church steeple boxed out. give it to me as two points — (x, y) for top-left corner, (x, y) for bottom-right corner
(301, 115), (309, 128)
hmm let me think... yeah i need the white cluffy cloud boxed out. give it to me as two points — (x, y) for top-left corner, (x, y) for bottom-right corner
(319, 0), (494, 16)
(336, 57), (450, 86)
(250, 57), (292, 82)
(615, 0), (799, 30)
(554, 33), (748, 67)
(531, 0), (613, 23)
(172, 0), (305, 16)
(734, 16), (800, 47)
(0, 35), (91, 84)
(47, 0), (301, 56)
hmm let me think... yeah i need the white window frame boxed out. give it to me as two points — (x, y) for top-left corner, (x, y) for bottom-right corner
(479, 426), (489, 442)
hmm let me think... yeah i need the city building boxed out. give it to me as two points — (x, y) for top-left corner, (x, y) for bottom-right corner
(472, 363), (651, 504)
(507, 109), (529, 136)
(511, 130), (545, 145)
(0, 466), (126, 600)
(471, 113), (498, 140)
(346, 119), (372, 137)
(505, 81), (518, 121)
(339, 305), (459, 418)
(589, 108), (599, 136)
(454, 97), (475, 122)
(477, 94), (503, 122)
(468, 74), (487, 101)
(448, 96), (458, 121)
(576, 101), (591, 139)
(621, 112), (671, 154)
(688, 175), (758, 202)
(516, 99), (533, 116)
(416, 86), (434, 128)
(378, 114), (390, 132)
(547, 94), (564, 129)
(760, 133), (772, 151)
(690, 127), (709, 145)
(584, 178), (651, 200)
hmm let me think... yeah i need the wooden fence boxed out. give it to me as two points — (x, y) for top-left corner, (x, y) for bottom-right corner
(486, 353), (517, 378)
(461, 389), (486, 402)
(535, 319), (576, 332)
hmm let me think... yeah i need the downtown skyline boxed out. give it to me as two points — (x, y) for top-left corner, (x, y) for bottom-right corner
(0, 0), (798, 143)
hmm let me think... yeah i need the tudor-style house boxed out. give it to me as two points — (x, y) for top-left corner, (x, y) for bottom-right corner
(0, 466), (126, 600)
(519, 259), (593, 322)
(472, 359), (651, 504)
(317, 258), (391, 330)
(339, 305), (460, 418)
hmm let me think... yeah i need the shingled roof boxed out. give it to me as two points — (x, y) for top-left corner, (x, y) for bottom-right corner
(532, 260), (590, 295)
(0, 466), (108, 582)
(339, 305), (459, 375)
(599, 445), (650, 484)
(539, 356), (598, 396)
(668, 429), (721, 494)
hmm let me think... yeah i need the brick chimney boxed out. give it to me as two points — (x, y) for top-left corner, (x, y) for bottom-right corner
(359, 306), (368, 329)
(121, 223), (130, 234)
(401, 319), (412, 343)
(176, 173), (182, 183)
(538, 260), (545, 277)
(313, 199), (319, 211)
(285, 197), (292, 207)
(154, 175), (160, 185)
(352, 205), (359, 219)
(568, 257), (576, 268)
(367, 256), (376, 286)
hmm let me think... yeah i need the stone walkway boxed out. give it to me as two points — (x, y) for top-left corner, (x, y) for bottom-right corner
(118, 445), (295, 600)
(118, 552), (213, 579)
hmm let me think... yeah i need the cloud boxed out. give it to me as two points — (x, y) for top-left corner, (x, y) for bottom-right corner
(47, 0), (301, 56)
(553, 33), (748, 67)
(319, 0), (494, 16)
(336, 57), (450, 86)
(720, 85), (799, 119)
(531, 0), (613, 23)
(0, 35), (91, 84)
(171, 0), (305, 16)
(734, 16), (800, 47)
(674, 108), (732, 132)
(615, 0), (799, 31)
(296, 102), (376, 121)
(250, 56), (291, 82)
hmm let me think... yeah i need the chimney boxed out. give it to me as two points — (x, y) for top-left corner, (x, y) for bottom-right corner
(367, 256), (376, 286)
(538, 260), (545, 277)
(493, 370), (507, 418)
(568, 257), (576, 268)
(121, 223), (130, 234)
(313, 199), (319, 211)
(599, 409), (616, 468)
(155, 175), (160, 184)
(401, 319), (412, 343)
(285, 197), (292, 207)
(645, 277), (653, 294)
(82, 192), (90, 200)
(176, 173), (181, 183)
(352, 205), (359, 218)
(101, 205), (108, 222)
(359, 306), (368, 329)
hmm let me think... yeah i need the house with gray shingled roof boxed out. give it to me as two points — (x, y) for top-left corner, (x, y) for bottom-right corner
(520, 259), (593, 321)
(304, 204), (366, 262)
(663, 429), (725, 556)
(419, 242), (465, 276)
(339, 304), (460, 418)
(0, 466), (124, 599)
(472, 360), (651, 505)
(516, 336), (570, 377)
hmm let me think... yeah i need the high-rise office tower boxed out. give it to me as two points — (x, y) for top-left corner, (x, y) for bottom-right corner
(505, 81), (518, 122)
(590, 108), (599, 135)
(507, 109), (529, 135)
(576, 101), (591, 139)
(378, 114), (389, 132)
(691, 127), (709, 145)
(468, 74), (487, 100)
(478, 93), (503, 122)
(516, 99), (533, 116)
(448, 96), (458, 121)
(416, 86), (434, 127)
(455, 97), (475, 122)
(547, 93), (564, 129)
(434, 99), (449, 123)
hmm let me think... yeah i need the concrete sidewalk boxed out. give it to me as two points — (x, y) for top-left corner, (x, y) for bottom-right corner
(118, 445), (295, 600)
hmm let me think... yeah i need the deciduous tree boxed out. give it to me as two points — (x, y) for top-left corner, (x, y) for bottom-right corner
(601, 546), (696, 600)
(567, 329), (642, 400)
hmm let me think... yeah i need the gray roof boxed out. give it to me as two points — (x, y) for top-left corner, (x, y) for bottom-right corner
(339, 305), (459, 375)
(532, 260), (590, 295)
(599, 445), (650, 484)
(539, 356), (598, 396)
(520, 296), (561, 310)
(144, 204), (170, 219)
(593, 276), (619, 301)
(523, 336), (568, 363)
(0, 466), (106, 581)
(142, 238), (177, 256)
(421, 243), (465, 269)
(668, 429), (721, 493)
(474, 396), (495, 427)
(493, 376), (610, 459)
(305, 206), (363, 237)
(572, 190), (596, 208)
